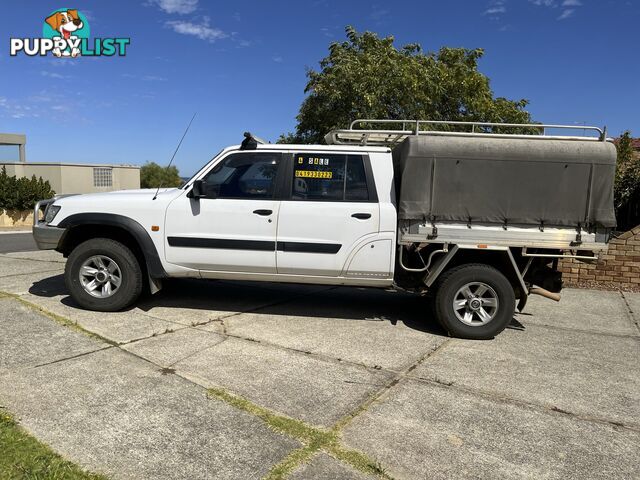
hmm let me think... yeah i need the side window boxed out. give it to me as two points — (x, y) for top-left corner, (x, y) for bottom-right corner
(292, 153), (345, 201)
(292, 153), (370, 202)
(345, 155), (369, 201)
(202, 153), (280, 199)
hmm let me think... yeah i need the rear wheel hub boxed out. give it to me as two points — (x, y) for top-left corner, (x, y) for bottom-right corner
(452, 281), (499, 326)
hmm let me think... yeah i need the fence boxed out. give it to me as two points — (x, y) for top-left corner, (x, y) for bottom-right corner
(559, 225), (640, 290)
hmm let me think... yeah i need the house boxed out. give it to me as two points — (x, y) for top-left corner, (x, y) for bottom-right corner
(0, 132), (140, 195)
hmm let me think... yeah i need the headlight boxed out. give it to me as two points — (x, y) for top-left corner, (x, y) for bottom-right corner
(44, 205), (61, 223)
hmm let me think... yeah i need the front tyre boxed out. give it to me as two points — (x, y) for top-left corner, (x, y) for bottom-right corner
(434, 264), (515, 340)
(65, 238), (143, 311)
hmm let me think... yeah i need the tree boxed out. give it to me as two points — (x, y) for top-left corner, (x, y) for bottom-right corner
(614, 131), (640, 230)
(280, 26), (534, 144)
(140, 162), (182, 189)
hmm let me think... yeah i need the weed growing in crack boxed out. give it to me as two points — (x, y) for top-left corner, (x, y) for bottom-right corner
(206, 387), (393, 479)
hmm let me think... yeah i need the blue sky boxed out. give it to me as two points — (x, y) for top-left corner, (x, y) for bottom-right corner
(1, 0), (638, 175)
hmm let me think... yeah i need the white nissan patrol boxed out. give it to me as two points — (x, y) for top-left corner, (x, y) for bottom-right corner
(33, 121), (617, 339)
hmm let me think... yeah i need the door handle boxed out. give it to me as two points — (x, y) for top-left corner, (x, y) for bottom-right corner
(351, 213), (371, 220)
(253, 209), (273, 216)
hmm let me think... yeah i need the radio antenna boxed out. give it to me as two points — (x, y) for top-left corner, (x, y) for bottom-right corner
(152, 112), (197, 200)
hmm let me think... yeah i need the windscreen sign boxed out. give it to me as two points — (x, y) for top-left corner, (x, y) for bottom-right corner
(10, 8), (130, 58)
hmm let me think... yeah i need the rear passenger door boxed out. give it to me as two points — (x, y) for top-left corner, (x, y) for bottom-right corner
(275, 152), (379, 276)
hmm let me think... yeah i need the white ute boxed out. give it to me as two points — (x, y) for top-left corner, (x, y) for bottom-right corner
(33, 119), (617, 339)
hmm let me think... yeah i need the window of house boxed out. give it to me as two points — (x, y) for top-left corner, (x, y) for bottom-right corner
(93, 167), (113, 187)
(292, 153), (369, 201)
(201, 153), (281, 199)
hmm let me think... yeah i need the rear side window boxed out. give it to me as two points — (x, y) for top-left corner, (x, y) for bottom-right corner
(292, 153), (370, 201)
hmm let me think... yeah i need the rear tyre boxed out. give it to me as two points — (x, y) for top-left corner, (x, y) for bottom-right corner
(434, 264), (515, 340)
(65, 238), (143, 311)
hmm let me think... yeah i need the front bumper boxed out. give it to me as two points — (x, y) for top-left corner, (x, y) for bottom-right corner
(32, 198), (65, 250)
(32, 224), (65, 250)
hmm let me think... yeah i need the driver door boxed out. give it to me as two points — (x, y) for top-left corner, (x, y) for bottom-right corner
(164, 151), (284, 273)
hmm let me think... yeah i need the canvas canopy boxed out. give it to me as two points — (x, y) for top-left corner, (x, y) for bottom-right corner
(392, 135), (617, 229)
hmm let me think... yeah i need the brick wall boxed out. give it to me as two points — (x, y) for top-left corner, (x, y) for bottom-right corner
(558, 225), (640, 291)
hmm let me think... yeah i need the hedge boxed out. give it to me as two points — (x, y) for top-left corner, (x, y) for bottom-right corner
(0, 166), (56, 211)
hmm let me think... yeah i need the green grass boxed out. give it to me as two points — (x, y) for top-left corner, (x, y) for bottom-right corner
(207, 388), (392, 480)
(0, 410), (107, 480)
(263, 445), (318, 480)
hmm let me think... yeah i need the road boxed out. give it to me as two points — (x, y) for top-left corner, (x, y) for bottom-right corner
(0, 232), (38, 253)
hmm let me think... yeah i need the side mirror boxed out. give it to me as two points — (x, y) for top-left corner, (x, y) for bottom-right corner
(188, 179), (205, 199)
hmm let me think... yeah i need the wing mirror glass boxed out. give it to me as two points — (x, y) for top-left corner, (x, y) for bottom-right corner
(188, 179), (205, 199)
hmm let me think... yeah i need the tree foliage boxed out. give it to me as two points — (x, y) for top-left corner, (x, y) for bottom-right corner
(0, 167), (55, 211)
(614, 131), (640, 230)
(140, 162), (182, 189)
(280, 26), (534, 144)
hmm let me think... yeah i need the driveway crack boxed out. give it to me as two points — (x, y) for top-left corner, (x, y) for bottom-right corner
(411, 375), (640, 433)
(514, 319), (640, 340)
(332, 338), (453, 432)
(32, 346), (114, 369)
(0, 268), (62, 280)
(619, 290), (640, 335)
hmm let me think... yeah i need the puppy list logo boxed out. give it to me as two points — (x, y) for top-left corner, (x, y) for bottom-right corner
(10, 8), (130, 58)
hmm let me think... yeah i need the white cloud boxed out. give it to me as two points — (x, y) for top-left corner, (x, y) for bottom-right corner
(529, 0), (556, 6)
(40, 70), (69, 79)
(48, 59), (77, 67)
(121, 73), (167, 81)
(530, 0), (583, 8)
(320, 27), (334, 38)
(484, 0), (507, 17)
(370, 6), (389, 21)
(272, 56), (283, 63)
(0, 98), (40, 119)
(147, 0), (198, 15)
(557, 8), (575, 19)
(81, 10), (95, 21)
(529, 0), (582, 20)
(165, 18), (227, 42)
(484, 6), (506, 14)
(142, 75), (167, 81)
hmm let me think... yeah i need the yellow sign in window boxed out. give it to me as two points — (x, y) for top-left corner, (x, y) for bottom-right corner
(295, 170), (333, 179)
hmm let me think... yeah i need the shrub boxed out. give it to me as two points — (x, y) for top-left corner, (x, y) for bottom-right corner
(140, 162), (182, 189)
(614, 132), (640, 231)
(0, 166), (56, 211)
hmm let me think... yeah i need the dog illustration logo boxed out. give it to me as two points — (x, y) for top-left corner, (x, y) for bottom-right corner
(10, 8), (129, 58)
(43, 8), (90, 57)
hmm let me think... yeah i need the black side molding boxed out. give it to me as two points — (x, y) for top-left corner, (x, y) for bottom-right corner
(166, 236), (341, 254)
(168, 237), (274, 251)
(276, 241), (341, 254)
(57, 213), (167, 278)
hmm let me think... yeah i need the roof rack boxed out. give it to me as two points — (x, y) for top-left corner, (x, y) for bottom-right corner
(324, 119), (608, 146)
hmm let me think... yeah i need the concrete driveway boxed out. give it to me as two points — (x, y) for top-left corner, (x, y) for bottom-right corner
(0, 250), (638, 479)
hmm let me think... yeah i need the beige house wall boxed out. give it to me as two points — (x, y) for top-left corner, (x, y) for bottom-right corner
(0, 163), (140, 195)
